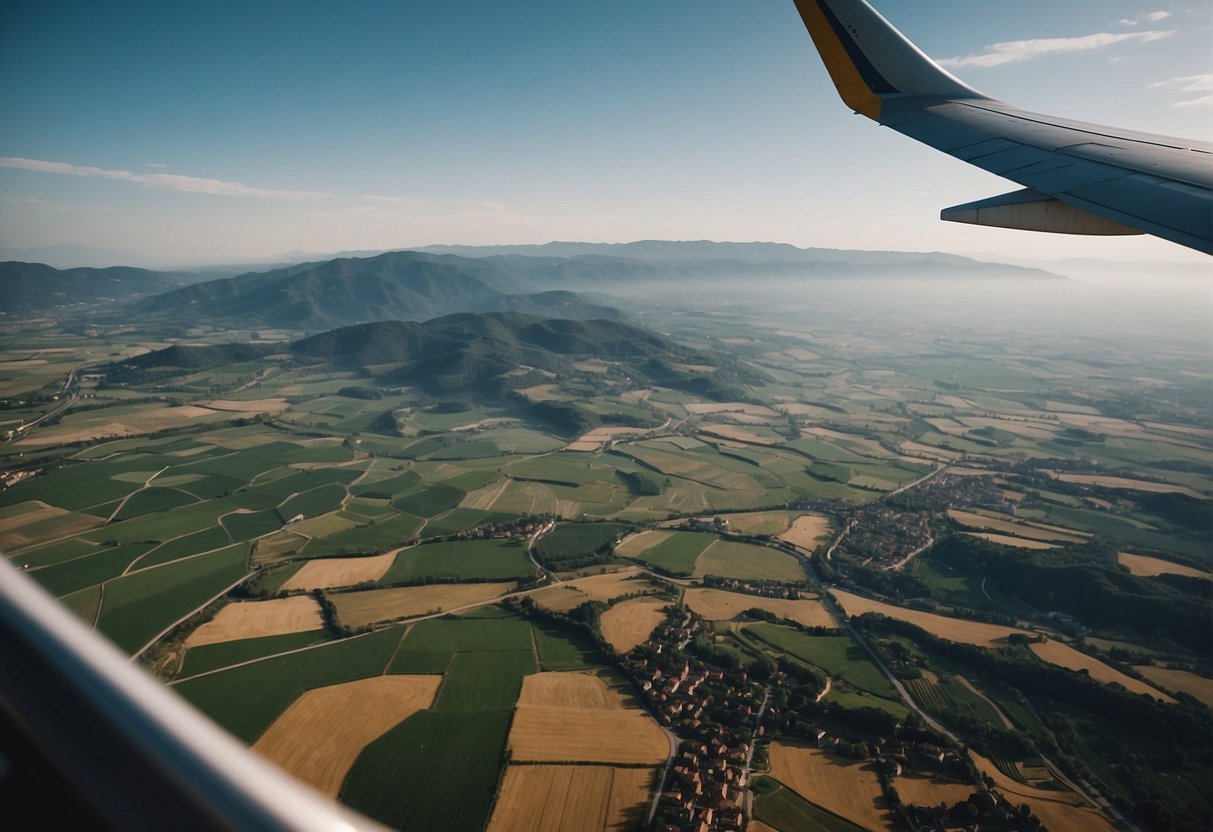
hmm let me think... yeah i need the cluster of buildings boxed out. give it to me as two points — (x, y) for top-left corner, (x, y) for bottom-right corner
(622, 610), (771, 832)
(699, 575), (801, 601)
(835, 504), (933, 568)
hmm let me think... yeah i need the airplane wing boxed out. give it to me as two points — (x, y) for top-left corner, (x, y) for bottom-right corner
(0, 557), (389, 831)
(792, 0), (1213, 254)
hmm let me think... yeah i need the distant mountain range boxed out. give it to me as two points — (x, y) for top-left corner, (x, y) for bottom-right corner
(0, 262), (199, 314)
(1, 241), (1062, 319)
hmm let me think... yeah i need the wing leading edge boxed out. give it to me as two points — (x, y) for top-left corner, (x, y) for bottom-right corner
(792, 0), (1213, 254)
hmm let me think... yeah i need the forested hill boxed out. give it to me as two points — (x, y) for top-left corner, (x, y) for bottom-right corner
(0, 261), (197, 313)
(103, 312), (763, 400)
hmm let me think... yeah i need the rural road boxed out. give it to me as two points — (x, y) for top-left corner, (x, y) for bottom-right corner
(647, 726), (681, 826)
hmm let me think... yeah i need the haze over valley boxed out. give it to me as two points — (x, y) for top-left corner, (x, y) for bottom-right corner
(1, 240), (1209, 832)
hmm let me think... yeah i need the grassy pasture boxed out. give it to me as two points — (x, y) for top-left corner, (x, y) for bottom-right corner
(174, 625), (405, 743)
(381, 539), (534, 582)
(535, 522), (630, 567)
(694, 540), (805, 583)
(179, 629), (331, 677)
(533, 619), (604, 670)
(616, 530), (714, 576)
(97, 543), (250, 653)
(745, 624), (897, 701)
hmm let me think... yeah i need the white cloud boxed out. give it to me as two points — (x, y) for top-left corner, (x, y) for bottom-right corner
(1150, 73), (1213, 92)
(939, 30), (1176, 69)
(0, 157), (326, 199)
(1170, 95), (1211, 109)
(1149, 74), (1213, 108)
(1119, 11), (1173, 25)
(360, 194), (405, 203)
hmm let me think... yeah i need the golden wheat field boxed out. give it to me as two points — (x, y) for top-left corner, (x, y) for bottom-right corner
(1027, 640), (1174, 702)
(969, 752), (1118, 832)
(280, 552), (397, 591)
(486, 765), (654, 832)
(613, 530), (673, 558)
(329, 581), (515, 629)
(507, 672), (668, 765)
(963, 532), (1058, 550)
(1118, 552), (1210, 580)
(778, 513), (832, 550)
(252, 675), (440, 796)
(599, 598), (668, 652)
(526, 569), (653, 613)
(186, 596), (324, 647)
(767, 742), (892, 831)
(830, 589), (1023, 647)
(946, 510), (1088, 543)
(684, 588), (835, 629)
(890, 774), (979, 808)
(1132, 666), (1213, 708)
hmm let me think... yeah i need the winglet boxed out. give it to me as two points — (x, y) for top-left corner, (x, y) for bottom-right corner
(792, 0), (986, 120)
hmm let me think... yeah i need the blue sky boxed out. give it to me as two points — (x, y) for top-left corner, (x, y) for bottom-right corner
(1, 0), (1210, 266)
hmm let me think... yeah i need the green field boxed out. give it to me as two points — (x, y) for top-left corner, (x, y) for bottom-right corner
(179, 629), (331, 678)
(340, 709), (511, 832)
(622, 531), (715, 576)
(29, 541), (157, 597)
(694, 540), (805, 584)
(744, 624), (898, 701)
(174, 625), (405, 742)
(533, 619), (603, 670)
(97, 543), (250, 653)
(535, 521), (630, 567)
(381, 539), (534, 582)
(393, 483), (466, 517)
(753, 779), (868, 832)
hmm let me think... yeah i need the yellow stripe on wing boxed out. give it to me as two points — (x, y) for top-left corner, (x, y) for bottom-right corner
(792, 0), (882, 120)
